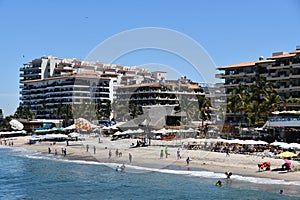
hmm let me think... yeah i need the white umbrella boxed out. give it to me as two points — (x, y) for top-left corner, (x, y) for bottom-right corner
(255, 140), (269, 145)
(63, 124), (76, 131)
(113, 131), (123, 136)
(270, 141), (288, 146)
(68, 132), (80, 137)
(287, 143), (300, 149)
(185, 128), (195, 132)
(136, 128), (144, 133)
(226, 139), (241, 144)
(9, 119), (24, 130)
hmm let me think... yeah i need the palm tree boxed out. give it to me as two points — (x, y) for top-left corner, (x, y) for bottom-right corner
(14, 105), (25, 119)
(25, 105), (35, 120)
(129, 102), (143, 119)
(261, 92), (283, 121)
(246, 101), (261, 126)
(96, 100), (112, 120)
(227, 84), (249, 127)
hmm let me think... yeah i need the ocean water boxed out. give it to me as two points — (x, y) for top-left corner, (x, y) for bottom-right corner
(0, 146), (299, 200)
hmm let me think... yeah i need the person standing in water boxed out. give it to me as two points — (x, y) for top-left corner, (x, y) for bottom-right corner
(186, 157), (191, 165)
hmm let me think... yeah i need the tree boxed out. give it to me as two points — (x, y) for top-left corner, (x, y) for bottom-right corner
(227, 84), (249, 126)
(96, 100), (112, 120)
(226, 79), (283, 129)
(14, 105), (25, 119)
(129, 102), (143, 119)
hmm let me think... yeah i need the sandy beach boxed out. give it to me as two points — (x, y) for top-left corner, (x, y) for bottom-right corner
(5, 135), (300, 182)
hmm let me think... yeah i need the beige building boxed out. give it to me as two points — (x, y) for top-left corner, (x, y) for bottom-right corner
(216, 46), (300, 127)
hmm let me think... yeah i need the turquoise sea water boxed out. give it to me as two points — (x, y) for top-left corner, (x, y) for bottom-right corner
(0, 146), (300, 200)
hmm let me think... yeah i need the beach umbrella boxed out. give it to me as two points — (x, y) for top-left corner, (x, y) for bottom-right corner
(226, 139), (241, 144)
(277, 151), (297, 158)
(136, 128), (144, 133)
(9, 119), (24, 130)
(68, 132), (80, 137)
(287, 143), (300, 150)
(75, 118), (92, 131)
(280, 144), (291, 149)
(255, 140), (269, 145)
(63, 124), (76, 131)
(270, 141), (287, 146)
(113, 131), (122, 136)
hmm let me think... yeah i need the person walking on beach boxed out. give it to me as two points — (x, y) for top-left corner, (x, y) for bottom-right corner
(93, 146), (96, 154)
(109, 149), (112, 159)
(160, 149), (164, 159)
(177, 148), (181, 159)
(115, 149), (119, 157)
(63, 148), (67, 156)
(48, 147), (51, 154)
(165, 147), (169, 158)
(129, 153), (132, 163)
(86, 144), (89, 152)
(225, 147), (230, 157)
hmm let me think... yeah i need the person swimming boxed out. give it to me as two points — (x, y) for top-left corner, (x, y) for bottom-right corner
(215, 180), (222, 187)
(120, 163), (126, 172)
(279, 189), (284, 195)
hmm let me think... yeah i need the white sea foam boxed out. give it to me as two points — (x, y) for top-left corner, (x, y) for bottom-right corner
(4, 147), (300, 186)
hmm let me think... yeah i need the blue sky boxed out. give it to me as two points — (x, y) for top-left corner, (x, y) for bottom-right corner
(0, 0), (299, 116)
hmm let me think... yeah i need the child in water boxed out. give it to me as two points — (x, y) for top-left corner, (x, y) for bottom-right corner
(215, 180), (222, 187)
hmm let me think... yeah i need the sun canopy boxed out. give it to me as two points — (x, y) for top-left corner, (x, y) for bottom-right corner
(63, 124), (76, 130)
(277, 151), (297, 158)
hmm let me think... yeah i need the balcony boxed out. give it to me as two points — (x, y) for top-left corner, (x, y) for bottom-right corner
(290, 73), (300, 79)
(266, 76), (287, 81)
(215, 73), (225, 79)
(267, 64), (290, 70)
(290, 85), (300, 90)
(277, 86), (290, 92)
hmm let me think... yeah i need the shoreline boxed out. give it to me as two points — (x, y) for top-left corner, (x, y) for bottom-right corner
(4, 136), (300, 183)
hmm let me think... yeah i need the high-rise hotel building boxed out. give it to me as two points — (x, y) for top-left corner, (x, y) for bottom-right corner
(20, 56), (169, 119)
(20, 56), (113, 118)
(216, 46), (300, 124)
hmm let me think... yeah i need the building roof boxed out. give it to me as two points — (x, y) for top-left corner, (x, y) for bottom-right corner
(217, 59), (275, 70)
(291, 49), (300, 54)
(267, 53), (297, 59)
(119, 82), (162, 88)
